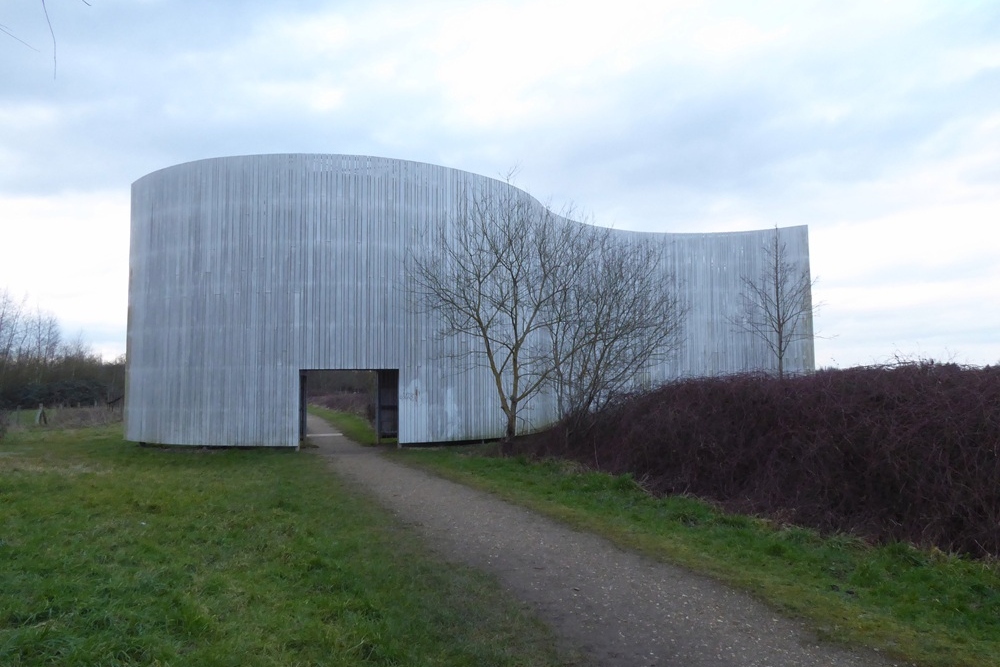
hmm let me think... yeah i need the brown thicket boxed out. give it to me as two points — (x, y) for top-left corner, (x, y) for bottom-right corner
(523, 361), (1000, 557)
(312, 392), (373, 420)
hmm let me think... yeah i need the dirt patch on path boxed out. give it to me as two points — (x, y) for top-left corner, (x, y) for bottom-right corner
(307, 415), (910, 667)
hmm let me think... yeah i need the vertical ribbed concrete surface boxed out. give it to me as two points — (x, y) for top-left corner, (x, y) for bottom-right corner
(127, 154), (814, 446)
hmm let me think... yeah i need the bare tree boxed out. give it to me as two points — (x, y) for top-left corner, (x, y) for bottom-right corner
(547, 229), (685, 419)
(0, 292), (123, 416)
(730, 226), (816, 378)
(410, 182), (574, 445)
(0, 294), (61, 372)
(0, 289), (28, 372)
(0, 290), (25, 435)
(410, 181), (687, 445)
(60, 331), (100, 376)
(19, 307), (62, 381)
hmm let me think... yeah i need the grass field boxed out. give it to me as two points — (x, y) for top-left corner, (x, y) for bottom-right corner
(0, 426), (577, 666)
(307, 405), (392, 446)
(394, 445), (1000, 667)
(2, 405), (122, 430)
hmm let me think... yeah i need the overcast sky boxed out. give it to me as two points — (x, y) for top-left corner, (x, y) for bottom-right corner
(1, 0), (997, 367)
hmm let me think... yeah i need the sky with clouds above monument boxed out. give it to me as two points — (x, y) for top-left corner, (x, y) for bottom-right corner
(1, 0), (998, 367)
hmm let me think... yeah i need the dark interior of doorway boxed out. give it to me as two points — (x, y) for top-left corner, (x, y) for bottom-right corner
(299, 369), (399, 444)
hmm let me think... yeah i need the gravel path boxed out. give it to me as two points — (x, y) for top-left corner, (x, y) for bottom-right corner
(307, 415), (911, 667)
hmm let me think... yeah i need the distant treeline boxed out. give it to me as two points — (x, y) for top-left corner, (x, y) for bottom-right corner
(524, 361), (1000, 558)
(306, 371), (377, 422)
(0, 289), (124, 410)
(304, 370), (374, 396)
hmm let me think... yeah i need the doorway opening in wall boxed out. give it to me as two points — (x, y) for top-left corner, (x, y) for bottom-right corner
(298, 369), (399, 445)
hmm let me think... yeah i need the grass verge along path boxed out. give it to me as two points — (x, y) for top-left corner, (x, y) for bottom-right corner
(0, 426), (574, 666)
(307, 405), (390, 446)
(394, 445), (1000, 667)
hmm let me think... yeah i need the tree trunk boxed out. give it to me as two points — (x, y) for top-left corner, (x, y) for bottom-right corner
(499, 403), (518, 456)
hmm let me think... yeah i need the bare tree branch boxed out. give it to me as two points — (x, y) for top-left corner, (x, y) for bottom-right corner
(40, 0), (57, 78)
(2, 1), (92, 78)
(0, 23), (39, 51)
(547, 228), (685, 419)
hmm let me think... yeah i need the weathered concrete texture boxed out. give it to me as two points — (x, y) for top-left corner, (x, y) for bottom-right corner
(308, 415), (911, 667)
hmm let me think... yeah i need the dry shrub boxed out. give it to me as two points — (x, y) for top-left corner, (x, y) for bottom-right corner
(526, 361), (1000, 557)
(46, 405), (124, 428)
(311, 392), (373, 420)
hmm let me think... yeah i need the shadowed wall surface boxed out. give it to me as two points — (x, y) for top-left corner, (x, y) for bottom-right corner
(126, 154), (813, 446)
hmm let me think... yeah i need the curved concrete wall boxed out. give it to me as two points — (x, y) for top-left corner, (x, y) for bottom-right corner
(126, 154), (813, 446)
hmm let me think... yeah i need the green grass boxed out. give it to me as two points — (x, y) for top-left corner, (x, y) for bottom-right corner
(392, 446), (1000, 667)
(0, 426), (578, 666)
(307, 405), (394, 446)
(2, 406), (120, 430)
(3, 408), (45, 428)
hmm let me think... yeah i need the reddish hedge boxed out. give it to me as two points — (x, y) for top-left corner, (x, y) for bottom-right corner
(524, 362), (1000, 557)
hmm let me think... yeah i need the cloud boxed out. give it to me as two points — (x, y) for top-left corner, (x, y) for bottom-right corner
(0, 190), (129, 357)
(1, 0), (998, 365)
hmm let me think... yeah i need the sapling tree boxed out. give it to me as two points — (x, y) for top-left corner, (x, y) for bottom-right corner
(730, 226), (816, 378)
